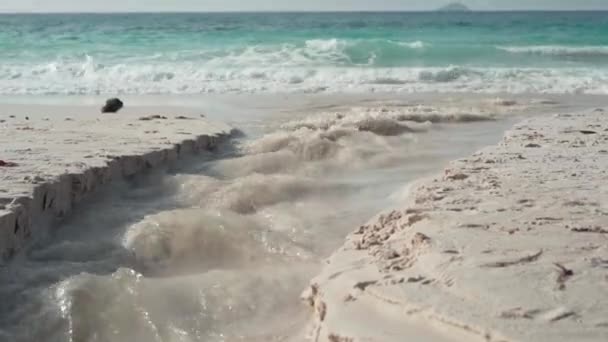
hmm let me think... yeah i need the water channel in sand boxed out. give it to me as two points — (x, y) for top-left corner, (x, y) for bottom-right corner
(0, 93), (588, 341)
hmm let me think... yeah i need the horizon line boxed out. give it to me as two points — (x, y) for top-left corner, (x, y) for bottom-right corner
(1, 9), (608, 14)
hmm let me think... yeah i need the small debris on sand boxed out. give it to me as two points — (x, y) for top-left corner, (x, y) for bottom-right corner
(353, 280), (378, 291)
(554, 263), (574, 290)
(481, 250), (543, 268)
(0, 160), (18, 167)
(139, 115), (168, 121)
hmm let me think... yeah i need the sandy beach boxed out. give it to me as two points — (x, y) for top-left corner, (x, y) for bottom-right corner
(0, 94), (565, 340)
(303, 107), (608, 341)
(3, 6), (608, 342)
(0, 92), (606, 342)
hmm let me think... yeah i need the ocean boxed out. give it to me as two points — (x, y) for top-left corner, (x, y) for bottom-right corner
(1, 11), (608, 95)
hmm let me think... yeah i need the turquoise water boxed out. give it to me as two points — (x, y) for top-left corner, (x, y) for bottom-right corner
(1, 12), (608, 94)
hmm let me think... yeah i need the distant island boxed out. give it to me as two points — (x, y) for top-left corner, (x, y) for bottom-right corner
(437, 2), (472, 12)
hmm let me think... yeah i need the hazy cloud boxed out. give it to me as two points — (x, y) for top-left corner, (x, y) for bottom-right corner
(1, 0), (607, 13)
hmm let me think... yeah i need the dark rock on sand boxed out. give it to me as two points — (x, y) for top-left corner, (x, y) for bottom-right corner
(101, 98), (124, 113)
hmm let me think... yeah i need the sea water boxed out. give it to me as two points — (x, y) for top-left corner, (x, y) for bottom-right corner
(1, 11), (608, 95)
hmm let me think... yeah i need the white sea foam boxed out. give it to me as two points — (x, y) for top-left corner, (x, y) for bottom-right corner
(1, 50), (608, 94)
(304, 38), (345, 52)
(418, 66), (475, 83)
(3, 64), (608, 95)
(396, 40), (427, 49)
(497, 45), (608, 57)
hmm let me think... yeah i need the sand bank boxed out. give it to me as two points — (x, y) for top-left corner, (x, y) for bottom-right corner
(0, 109), (233, 263)
(303, 108), (608, 341)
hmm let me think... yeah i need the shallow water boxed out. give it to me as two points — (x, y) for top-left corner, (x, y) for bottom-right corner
(0, 94), (583, 341)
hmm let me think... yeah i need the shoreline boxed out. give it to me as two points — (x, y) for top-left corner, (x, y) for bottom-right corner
(0, 93), (565, 266)
(0, 109), (234, 263)
(303, 108), (608, 341)
(1, 95), (606, 340)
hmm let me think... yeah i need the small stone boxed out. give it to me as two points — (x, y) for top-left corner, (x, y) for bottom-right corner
(101, 98), (124, 113)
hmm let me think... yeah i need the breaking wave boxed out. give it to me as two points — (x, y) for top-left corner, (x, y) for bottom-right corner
(497, 45), (608, 57)
(2, 38), (608, 95)
(1, 58), (608, 94)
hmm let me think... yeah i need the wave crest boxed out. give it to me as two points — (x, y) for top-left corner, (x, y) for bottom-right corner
(2, 56), (608, 94)
(497, 45), (608, 57)
(418, 67), (474, 83)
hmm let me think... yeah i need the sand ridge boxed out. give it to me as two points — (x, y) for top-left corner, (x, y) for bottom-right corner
(303, 109), (608, 341)
(0, 109), (234, 263)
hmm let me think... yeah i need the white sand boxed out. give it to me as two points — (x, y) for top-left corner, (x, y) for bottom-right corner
(0, 108), (233, 262)
(303, 108), (608, 341)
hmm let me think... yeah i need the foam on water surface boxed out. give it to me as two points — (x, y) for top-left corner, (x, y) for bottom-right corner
(3, 59), (608, 95)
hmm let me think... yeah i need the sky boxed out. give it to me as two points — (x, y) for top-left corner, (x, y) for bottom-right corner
(1, 0), (608, 13)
